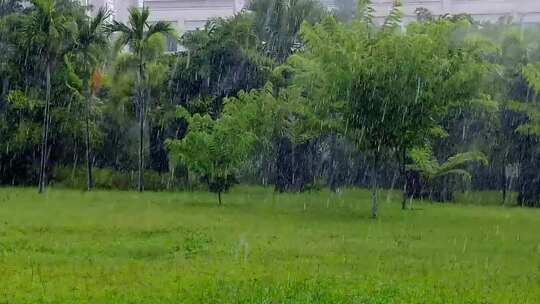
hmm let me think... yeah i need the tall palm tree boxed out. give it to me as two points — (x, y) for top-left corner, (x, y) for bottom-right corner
(24, 0), (72, 193)
(72, 7), (110, 191)
(110, 6), (173, 192)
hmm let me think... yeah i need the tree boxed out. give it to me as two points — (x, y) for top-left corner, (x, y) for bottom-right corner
(168, 13), (272, 119)
(23, 0), (76, 193)
(167, 92), (261, 205)
(246, 0), (329, 191)
(71, 7), (110, 191)
(110, 7), (174, 192)
(507, 63), (540, 206)
(286, 5), (484, 217)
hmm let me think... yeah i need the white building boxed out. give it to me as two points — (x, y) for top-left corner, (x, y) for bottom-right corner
(83, 0), (246, 51)
(86, 0), (246, 30)
(144, 0), (246, 32)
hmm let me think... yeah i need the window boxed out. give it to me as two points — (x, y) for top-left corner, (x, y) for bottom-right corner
(184, 20), (207, 32)
(166, 34), (178, 53)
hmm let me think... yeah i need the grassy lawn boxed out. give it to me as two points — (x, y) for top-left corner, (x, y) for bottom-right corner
(0, 186), (539, 303)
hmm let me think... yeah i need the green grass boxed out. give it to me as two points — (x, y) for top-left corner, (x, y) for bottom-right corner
(0, 186), (539, 303)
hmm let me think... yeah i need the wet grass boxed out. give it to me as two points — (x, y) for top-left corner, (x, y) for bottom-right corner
(0, 186), (539, 303)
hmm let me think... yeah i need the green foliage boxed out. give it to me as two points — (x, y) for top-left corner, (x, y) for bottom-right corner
(523, 63), (540, 92)
(167, 94), (261, 201)
(408, 147), (488, 183)
(2, 90), (42, 151)
(290, 17), (484, 155)
(171, 13), (272, 115)
(507, 100), (540, 136)
(2, 0), (540, 209)
(509, 63), (540, 136)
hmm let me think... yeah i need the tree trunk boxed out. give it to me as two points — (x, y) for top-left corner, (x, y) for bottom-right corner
(1, 77), (8, 105)
(84, 77), (94, 191)
(138, 62), (145, 192)
(38, 62), (51, 193)
(401, 148), (408, 210)
(218, 191), (222, 206)
(371, 152), (379, 219)
(329, 134), (338, 192)
(501, 165), (507, 206)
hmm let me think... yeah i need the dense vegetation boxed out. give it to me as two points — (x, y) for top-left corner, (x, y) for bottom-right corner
(2, 0), (540, 215)
(2, 1), (540, 302)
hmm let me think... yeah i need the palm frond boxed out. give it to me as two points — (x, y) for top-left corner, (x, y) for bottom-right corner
(382, 0), (403, 31)
(90, 7), (111, 35)
(439, 151), (488, 173)
(145, 21), (174, 42)
(408, 148), (487, 182)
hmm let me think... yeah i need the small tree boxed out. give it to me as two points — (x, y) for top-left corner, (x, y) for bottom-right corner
(167, 82), (317, 204)
(167, 94), (260, 205)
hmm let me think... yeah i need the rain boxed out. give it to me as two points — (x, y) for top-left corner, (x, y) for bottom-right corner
(1, 0), (540, 302)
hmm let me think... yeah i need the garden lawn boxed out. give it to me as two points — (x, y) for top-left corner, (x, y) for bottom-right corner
(0, 187), (539, 303)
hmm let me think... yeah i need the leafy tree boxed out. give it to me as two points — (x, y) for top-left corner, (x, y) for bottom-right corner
(470, 24), (540, 206)
(110, 7), (174, 192)
(168, 81), (318, 203)
(171, 13), (272, 116)
(267, 66), (331, 192)
(246, 0), (329, 191)
(507, 63), (540, 206)
(286, 6), (484, 217)
(167, 94), (260, 205)
(164, 14), (272, 182)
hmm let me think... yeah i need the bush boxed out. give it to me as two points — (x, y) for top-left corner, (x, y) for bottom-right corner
(52, 166), (188, 191)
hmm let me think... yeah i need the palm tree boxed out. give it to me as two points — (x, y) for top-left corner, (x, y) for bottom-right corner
(23, 0), (72, 193)
(72, 7), (110, 191)
(110, 6), (173, 192)
(407, 148), (488, 203)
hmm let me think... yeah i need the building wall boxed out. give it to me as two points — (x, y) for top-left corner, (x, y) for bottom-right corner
(144, 0), (246, 32)
(329, 0), (540, 24)
(87, 0), (540, 30)
(85, 0), (138, 23)
(87, 0), (245, 32)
